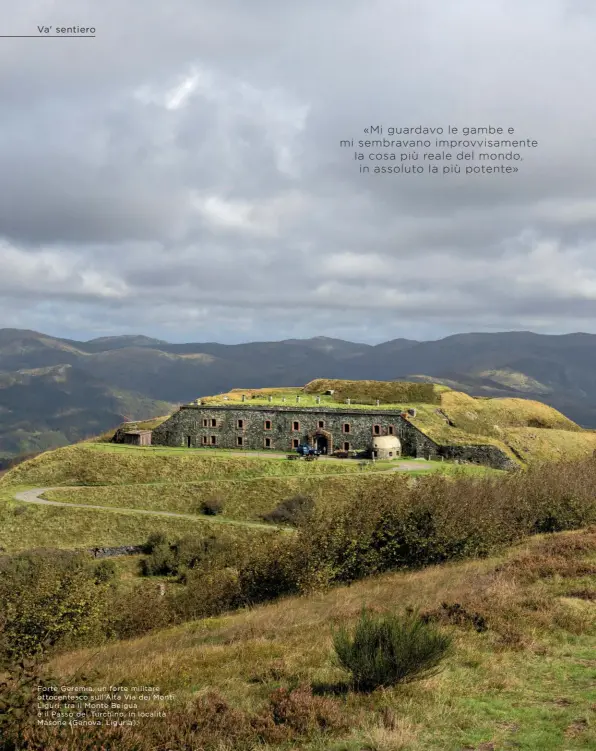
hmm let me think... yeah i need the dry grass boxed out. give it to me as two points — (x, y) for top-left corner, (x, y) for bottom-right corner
(504, 427), (596, 464)
(34, 527), (596, 750)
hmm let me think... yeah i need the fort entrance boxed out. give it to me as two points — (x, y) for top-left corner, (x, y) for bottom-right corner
(308, 429), (333, 455)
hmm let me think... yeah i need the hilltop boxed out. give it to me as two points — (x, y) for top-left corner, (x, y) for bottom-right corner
(197, 379), (596, 466)
(1, 376), (595, 749)
(2, 328), (596, 460)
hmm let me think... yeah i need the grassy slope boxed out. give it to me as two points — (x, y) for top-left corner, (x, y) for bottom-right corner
(0, 444), (391, 550)
(41, 463), (501, 520)
(0, 486), (270, 552)
(51, 528), (596, 751)
(0, 443), (379, 487)
(0, 443), (497, 550)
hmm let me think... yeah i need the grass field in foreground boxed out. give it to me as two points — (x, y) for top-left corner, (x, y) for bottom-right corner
(51, 528), (596, 751)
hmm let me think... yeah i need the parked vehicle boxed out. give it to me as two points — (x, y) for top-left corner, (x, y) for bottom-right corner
(295, 444), (321, 458)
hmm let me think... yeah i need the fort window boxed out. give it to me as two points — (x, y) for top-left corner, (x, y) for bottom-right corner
(292, 438), (299, 448)
(237, 419), (244, 429)
(210, 435), (217, 445)
(292, 421), (300, 431)
(201, 436), (208, 445)
(202, 419), (208, 427)
(373, 424), (381, 435)
(318, 420), (325, 429)
(343, 442), (350, 451)
(388, 425), (394, 435)
(237, 436), (244, 447)
(264, 420), (272, 430)
(342, 423), (351, 434)
(210, 418), (217, 428)
(186, 435), (192, 448)
(264, 437), (272, 448)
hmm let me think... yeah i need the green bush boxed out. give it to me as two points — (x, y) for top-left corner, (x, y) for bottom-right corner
(332, 608), (453, 691)
(199, 496), (225, 516)
(107, 584), (176, 640)
(173, 567), (243, 620)
(0, 654), (55, 750)
(140, 540), (177, 576)
(140, 533), (234, 578)
(262, 494), (315, 526)
(0, 550), (110, 661)
(93, 559), (117, 583)
(142, 531), (168, 554)
(237, 537), (301, 604)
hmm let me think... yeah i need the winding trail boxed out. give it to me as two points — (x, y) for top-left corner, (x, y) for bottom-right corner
(12, 488), (285, 531)
(11, 461), (430, 532)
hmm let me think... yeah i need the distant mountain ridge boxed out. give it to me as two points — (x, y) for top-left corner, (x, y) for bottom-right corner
(0, 328), (595, 457)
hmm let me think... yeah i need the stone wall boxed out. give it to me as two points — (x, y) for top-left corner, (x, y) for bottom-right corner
(438, 444), (518, 471)
(151, 404), (429, 455)
(150, 404), (520, 469)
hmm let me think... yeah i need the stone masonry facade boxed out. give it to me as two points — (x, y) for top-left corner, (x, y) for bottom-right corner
(148, 404), (517, 469)
(151, 404), (432, 455)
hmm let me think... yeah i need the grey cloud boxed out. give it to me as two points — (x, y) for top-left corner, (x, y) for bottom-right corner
(0, 0), (595, 342)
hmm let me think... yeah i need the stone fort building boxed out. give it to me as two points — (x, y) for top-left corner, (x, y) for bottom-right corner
(124, 399), (519, 470)
(150, 402), (440, 458)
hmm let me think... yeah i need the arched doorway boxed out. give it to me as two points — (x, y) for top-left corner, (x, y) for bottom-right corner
(308, 429), (333, 455)
(315, 434), (328, 453)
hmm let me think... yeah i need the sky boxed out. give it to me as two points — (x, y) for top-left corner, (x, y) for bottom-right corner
(1, 0), (595, 344)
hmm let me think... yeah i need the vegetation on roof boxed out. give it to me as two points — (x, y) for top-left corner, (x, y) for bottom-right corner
(303, 378), (445, 403)
(195, 379), (594, 464)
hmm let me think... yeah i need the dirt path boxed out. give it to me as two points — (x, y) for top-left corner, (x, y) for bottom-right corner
(12, 488), (287, 531)
(11, 461), (429, 532)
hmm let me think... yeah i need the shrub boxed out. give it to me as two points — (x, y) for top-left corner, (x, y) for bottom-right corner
(332, 608), (453, 691)
(265, 684), (347, 735)
(0, 550), (110, 661)
(173, 567), (243, 620)
(262, 494), (315, 526)
(0, 654), (55, 750)
(142, 532), (168, 554)
(140, 533), (234, 579)
(238, 537), (301, 604)
(140, 540), (177, 576)
(93, 559), (117, 584)
(199, 496), (225, 516)
(107, 584), (176, 640)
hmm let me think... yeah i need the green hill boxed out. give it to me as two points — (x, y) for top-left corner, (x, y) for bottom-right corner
(0, 363), (175, 459)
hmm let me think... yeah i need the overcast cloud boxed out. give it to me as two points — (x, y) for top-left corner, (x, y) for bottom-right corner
(1, 0), (595, 343)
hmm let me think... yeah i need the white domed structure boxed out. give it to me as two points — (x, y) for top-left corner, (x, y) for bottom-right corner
(371, 435), (401, 460)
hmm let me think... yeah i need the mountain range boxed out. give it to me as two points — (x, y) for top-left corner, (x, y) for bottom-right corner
(0, 327), (595, 458)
